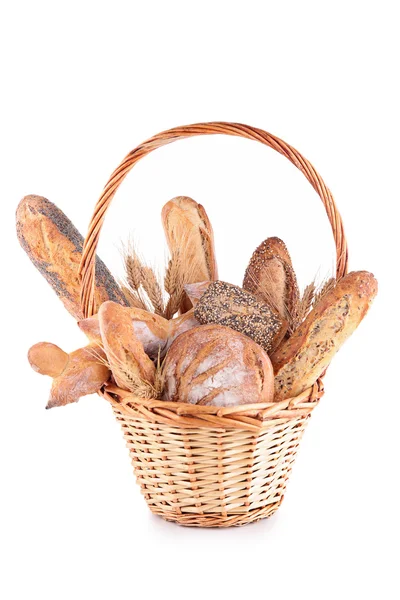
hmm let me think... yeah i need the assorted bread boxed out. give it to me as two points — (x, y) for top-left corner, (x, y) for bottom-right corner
(19, 193), (377, 410)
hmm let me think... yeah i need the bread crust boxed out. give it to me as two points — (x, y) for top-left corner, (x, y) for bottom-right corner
(98, 301), (156, 388)
(16, 195), (128, 319)
(271, 271), (378, 400)
(194, 280), (287, 352)
(243, 237), (299, 323)
(162, 324), (274, 406)
(79, 307), (200, 359)
(28, 342), (69, 378)
(162, 197), (218, 312)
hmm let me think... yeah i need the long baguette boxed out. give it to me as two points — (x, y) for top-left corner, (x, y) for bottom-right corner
(16, 195), (128, 319)
(271, 271), (378, 400)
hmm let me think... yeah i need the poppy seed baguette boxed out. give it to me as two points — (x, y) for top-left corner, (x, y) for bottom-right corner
(271, 271), (378, 400)
(16, 195), (128, 319)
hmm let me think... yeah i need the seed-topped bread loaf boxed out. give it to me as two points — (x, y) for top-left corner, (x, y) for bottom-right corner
(16, 195), (128, 319)
(271, 271), (378, 400)
(243, 237), (299, 325)
(194, 280), (287, 352)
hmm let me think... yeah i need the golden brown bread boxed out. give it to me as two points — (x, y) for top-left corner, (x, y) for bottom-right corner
(162, 324), (274, 406)
(98, 301), (156, 390)
(28, 342), (110, 408)
(79, 306), (200, 358)
(194, 280), (287, 352)
(271, 271), (378, 400)
(16, 195), (128, 319)
(162, 197), (218, 313)
(28, 342), (69, 377)
(243, 237), (299, 325)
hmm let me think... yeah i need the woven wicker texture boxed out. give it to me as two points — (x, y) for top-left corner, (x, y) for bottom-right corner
(80, 123), (346, 526)
(112, 407), (309, 527)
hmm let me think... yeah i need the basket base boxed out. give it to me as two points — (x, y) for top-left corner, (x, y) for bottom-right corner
(148, 499), (283, 528)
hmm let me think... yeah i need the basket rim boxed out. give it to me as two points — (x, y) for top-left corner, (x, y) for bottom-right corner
(101, 378), (324, 431)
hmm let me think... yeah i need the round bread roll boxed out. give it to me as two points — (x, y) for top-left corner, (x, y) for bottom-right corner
(162, 324), (274, 407)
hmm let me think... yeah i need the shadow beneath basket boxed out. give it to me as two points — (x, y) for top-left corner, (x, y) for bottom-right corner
(145, 508), (281, 539)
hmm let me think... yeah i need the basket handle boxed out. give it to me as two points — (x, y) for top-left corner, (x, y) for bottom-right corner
(79, 122), (348, 317)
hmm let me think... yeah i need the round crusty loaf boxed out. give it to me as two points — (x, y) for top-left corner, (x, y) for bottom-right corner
(162, 324), (274, 407)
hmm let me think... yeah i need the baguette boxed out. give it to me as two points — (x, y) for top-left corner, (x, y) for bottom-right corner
(271, 271), (378, 400)
(28, 342), (110, 408)
(162, 196), (218, 313)
(162, 324), (274, 406)
(194, 280), (287, 352)
(243, 237), (299, 325)
(16, 195), (128, 320)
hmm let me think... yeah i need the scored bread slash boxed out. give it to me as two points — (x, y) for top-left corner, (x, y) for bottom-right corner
(194, 280), (287, 353)
(162, 324), (274, 406)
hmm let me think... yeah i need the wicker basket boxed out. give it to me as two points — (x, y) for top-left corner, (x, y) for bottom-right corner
(79, 122), (347, 527)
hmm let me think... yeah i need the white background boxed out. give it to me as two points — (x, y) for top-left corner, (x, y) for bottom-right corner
(1, 2), (399, 599)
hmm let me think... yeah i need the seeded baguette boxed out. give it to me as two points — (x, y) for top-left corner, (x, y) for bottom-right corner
(162, 196), (218, 313)
(243, 237), (299, 325)
(271, 271), (378, 400)
(16, 195), (128, 319)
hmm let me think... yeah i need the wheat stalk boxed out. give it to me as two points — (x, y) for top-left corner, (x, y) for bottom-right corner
(120, 285), (148, 310)
(314, 277), (336, 307)
(123, 242), (166, 314)
(141, 266), (165, 316)
(292, 280), (316, 330)
(99, 348), (162, 398)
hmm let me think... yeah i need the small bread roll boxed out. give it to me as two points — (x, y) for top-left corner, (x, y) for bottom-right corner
(28, 342), (69, 377)
(243, 237), (299, 324)
(162, 197), (218, 313)
(98, 301), (156, 390)
(49, 346), (109, 409)
(194, 281), (287, 352)
(162, 324), (274, 407)
(271, 271), (378, 400)
(27, 342), (110, 408)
